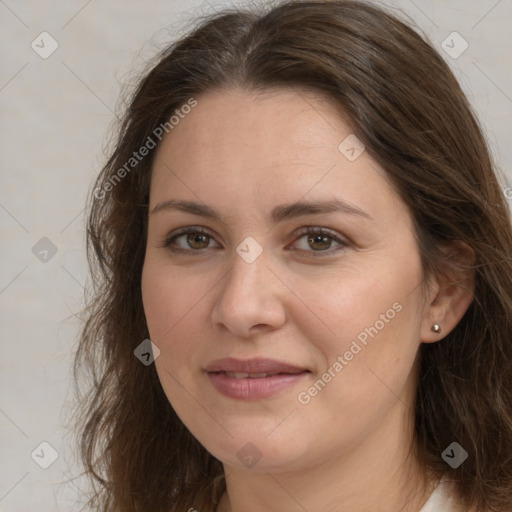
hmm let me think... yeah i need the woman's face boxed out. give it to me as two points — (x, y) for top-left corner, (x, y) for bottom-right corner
(141, 87), (433, 472)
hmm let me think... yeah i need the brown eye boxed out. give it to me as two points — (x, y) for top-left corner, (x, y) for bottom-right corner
(163, 227), (219, 253)
(307, 233), (333, 251)
(291, 227), (348, 256)
(186, 232), (210, 250)
(162, 226), (348, 258)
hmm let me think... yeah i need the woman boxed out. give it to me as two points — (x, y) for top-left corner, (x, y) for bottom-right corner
(74, 1), (512, 511)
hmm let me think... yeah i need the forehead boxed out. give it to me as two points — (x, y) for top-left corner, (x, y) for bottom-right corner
(155, 86), (349, 162)
(149, 87), (407, 229)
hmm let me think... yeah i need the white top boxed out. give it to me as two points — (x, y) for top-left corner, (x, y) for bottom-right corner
(419, 479), (464, 512)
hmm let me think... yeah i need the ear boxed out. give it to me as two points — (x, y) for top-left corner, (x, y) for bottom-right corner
(420, 241), (475, 343)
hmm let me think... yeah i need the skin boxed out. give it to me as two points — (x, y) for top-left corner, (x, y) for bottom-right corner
(141, 87), (474, 512)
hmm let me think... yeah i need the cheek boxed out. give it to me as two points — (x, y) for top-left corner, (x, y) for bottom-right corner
(287, 265), (405, 351)
(141, 260), (214, 384)
(142, 260), (205, 340)
(141, 263), (207, 414)
(291, 258), (422, 401)
(293, 288), (420, 449)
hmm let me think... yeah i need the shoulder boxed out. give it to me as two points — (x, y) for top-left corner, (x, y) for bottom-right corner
(419, 478), (475, 512)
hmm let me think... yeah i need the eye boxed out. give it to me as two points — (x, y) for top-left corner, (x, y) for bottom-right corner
(162, 227), (219, 254)
(289, 227), (348, 256)
(161, 226), (348, 257)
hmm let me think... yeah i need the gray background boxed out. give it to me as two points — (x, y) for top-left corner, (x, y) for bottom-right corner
(1, 0), (511, 510)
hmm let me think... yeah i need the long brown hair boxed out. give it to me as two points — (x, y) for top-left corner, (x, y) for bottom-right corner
(73, 1), (512, 510)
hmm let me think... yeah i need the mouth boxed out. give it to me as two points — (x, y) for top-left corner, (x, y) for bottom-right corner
(218, 371), (303, 379)
(204, 357), (308, 374)
(205, 358), (310, 399)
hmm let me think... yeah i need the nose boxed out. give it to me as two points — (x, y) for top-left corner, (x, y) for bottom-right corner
(210, 248), (287, 338)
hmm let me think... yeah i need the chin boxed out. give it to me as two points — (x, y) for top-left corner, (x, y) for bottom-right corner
(195, 426), (312, 473)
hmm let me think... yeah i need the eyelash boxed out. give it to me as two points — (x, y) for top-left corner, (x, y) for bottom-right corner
(161, 226), (349, 257)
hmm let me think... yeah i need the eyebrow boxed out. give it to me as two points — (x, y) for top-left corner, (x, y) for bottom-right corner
(150, 198), (372, 223)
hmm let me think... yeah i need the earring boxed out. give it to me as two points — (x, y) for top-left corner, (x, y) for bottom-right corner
(431, 324), (441, 334)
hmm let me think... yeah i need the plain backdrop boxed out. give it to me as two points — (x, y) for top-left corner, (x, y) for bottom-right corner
(1, 0), (511, 510)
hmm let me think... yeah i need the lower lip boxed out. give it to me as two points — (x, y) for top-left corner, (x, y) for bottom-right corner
(207, 372), (309, 400)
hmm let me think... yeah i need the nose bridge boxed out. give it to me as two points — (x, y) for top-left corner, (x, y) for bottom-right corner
(223, 242), (269, 300)
(211, 241), (286, 335)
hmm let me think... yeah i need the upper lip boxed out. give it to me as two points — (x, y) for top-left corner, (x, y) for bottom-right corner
(204, 357), (308, 374)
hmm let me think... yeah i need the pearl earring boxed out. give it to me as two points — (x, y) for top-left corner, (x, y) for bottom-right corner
(431, 324), (441, 334)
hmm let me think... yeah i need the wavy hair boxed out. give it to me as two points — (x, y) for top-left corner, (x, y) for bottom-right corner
(73, 1), (512, 510)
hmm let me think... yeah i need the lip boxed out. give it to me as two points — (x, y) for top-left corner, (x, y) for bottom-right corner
(205, 357), (307, 374)
(205, 357), (310, 400)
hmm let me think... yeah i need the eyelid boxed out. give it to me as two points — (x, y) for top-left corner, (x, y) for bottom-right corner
(161, 225), (349, 256)
(160, 226), (219, 252)
(288, 226), (349, 256)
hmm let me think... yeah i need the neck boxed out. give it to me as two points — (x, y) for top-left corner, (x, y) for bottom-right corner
(216, 403), (436, 512)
